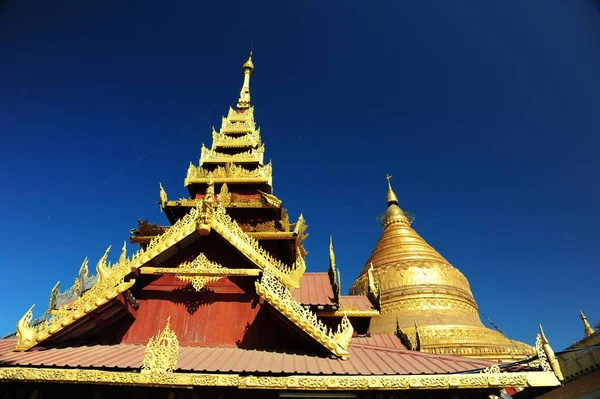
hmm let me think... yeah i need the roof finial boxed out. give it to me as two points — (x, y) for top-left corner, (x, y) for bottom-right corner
(386, 174), (399, 206)
(237, 52), (254, 109)
(580, 309), (595, 337)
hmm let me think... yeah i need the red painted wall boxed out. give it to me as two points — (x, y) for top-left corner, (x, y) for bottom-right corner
(119, 276), (270, 347)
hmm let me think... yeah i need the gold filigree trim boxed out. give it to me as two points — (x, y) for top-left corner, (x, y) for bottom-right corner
(238, 220), (277, 232)
(185, 162), (272, 186)
(165, 196), (277, 209)
(220, 116), (256, 134)
(317, 310), (380, 318)
(172, 253), (233, 291)
(227, 106), (254, 121)
(255, 270), (352, 359)
(211, 204), (303, 289)
(141, 318), (179, 374)
(218, 183), (231, 207)
(0, 368), (560, 390)
(212, 128), (260, 148)
(200, 144), (265, 166)
(159, 183), (168, 208)
(258, 190), (282, 208)
(329, 237), (341, 304)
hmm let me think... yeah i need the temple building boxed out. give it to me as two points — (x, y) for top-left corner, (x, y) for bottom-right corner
(350, 178), (535, 363)
(0, 54), (563, 398)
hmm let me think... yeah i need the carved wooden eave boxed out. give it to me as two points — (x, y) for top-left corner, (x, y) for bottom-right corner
(255, 270), (353, 359)
(184, 162), (273, 187)
(220, 116), (256, 134)
(212, 128), (261, 149)
(0, 368), (562, 390)
(199, 143), (265, 166)
(226, 106), (254, 121)
(165, 197), (280, 210)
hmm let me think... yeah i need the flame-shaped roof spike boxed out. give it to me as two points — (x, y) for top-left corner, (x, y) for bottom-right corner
(580, 309), (595, 337)
(386, 174), (399, 206)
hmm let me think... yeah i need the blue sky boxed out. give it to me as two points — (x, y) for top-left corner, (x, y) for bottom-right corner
(1, 0), (599, 350)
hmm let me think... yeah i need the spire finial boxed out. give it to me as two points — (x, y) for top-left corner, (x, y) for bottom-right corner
(237, 52), (254, 109)
(386, 174), (399, 205)
(580, 309), (595, 337)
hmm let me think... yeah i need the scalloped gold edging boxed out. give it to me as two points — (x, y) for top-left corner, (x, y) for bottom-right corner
(0, 368), (561, 390)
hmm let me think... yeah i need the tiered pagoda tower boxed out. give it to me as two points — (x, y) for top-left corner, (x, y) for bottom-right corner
(350, 177), (536, 362)
(140, 53), (307, 275)
(0, 54), (563, 399)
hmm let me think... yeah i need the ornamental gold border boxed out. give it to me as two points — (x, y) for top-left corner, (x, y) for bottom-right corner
(0, 368), (560, 390)
(317, 310), (380, 318)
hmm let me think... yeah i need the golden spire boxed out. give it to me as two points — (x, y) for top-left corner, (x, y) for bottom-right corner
(237, 52), (254, 109)
(580, 309), (595, 337)
(386, 174), (398, 205)
(384, 175), (409, 226)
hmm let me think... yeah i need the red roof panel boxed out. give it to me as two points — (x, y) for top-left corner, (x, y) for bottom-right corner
(0, 337), (494, 375)
(340, 296), (375, 311)
(292, 273), (335, 306)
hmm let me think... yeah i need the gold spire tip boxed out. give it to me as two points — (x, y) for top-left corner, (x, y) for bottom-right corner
(242, 51), (254, 72)
(386, 174), (399, 206)
(580, 309), (595, 337)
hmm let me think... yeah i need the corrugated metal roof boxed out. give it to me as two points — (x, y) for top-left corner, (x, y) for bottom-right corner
(340, 296), (375, 311)
(293, 273), (335, 306)
(0, 337), (493, 375)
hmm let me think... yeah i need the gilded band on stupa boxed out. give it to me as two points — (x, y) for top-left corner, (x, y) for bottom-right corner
(350, 175), (535, 362)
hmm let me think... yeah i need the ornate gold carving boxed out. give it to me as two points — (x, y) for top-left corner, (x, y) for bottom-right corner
(537, 325), (564, 381)
(317, 309), (380, 318)
(185, 162), (272, 186)
(0, 368), (560, 390)
(329, 237), (341, 304)
(396, 319), (414, 350)
(258, 190), (282, 208)
(255, 270), (353, 359)
(159, 183), (168, 208)
(220, 117), (256, 134)
(227, 106), (254, 121)
(367, 263), (381, 310)
(134, 205), (201, 265)
(174, 253), (227, 291)
(200, 143), (265, 165)
(289, 251), (306, 285)
(141, 267), (260, 277)
(211, 204), (303, 288)
(280, 208), (291, 231)
(481, 365), (501, 374)
(14, 244), (136, 351)
(212, 128), (260, 148)
(414, 322), (421, 351)
(166, 195), (277, 209)
(238, 220), (277, 232)
(218, 183), (231, 207)
(141, 317), (179, 374)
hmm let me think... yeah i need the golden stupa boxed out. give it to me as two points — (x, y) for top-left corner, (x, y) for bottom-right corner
(349, 176), (535, 362)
